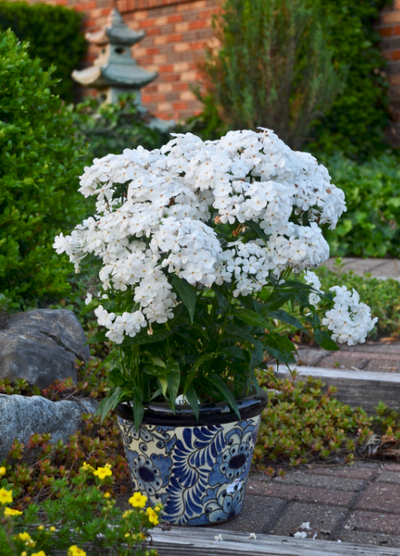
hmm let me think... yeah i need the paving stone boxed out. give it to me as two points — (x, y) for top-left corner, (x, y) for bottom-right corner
(213, 495), (286, 534)
(295, 349), (328, 367)
(246, 479), (357, 507)
(324, 258), (383, 275)
(344, 510), (400, 535)
(342, 343), (400, 356)
(370, 260), (400, 280)
(273, 471), (366, 493)
(355, 483), (400, 513)
(301, 463), (378, 482)
(320, 354), (369, 370)
(269, 502), (347, 538)
(376, 471), (400, 485)
(363, 359), (400, 373)
(383, 463), (400, 473)
(339, 530), (400, 547)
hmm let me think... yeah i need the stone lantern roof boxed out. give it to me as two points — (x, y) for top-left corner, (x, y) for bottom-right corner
(72, 2), (157, 104)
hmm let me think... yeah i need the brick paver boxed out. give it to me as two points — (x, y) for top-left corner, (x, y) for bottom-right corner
(246, 478), (357, 507)
(269, 502), (347, 538)
(344, 510), (400, 535)
(355, 483), (400, 513)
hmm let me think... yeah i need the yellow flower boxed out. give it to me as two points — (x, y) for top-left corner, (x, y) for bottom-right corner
(81, 462), (94, 473)
(124, 533), (130, 538)
(37, 525), (44, 530)
(105, 463), (112, 469)
(154, 506), (161, 513)
(93, 466), (112, 480)
(49, 526), (56, 532)
(4, 507), (23, 516)
(129, 492), (147, 508)
(103, 492), (111, 498)
(122, 510), (132, 519)
(146, 507), (159, 526)
(140, 532), (147, 540)
(0, 466), (6, 476)
(21, 552), (27, 556)
(68, 546), (86, 556)
(15, 532), (34, 545)
(0, 487), (13, 505)
(32, 552), (47, 556)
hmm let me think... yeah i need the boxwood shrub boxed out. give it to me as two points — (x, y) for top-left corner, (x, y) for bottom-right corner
(0, 30), (86, 309)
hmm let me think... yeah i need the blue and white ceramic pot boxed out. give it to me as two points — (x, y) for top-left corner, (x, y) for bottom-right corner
(116, 389), (268, 526)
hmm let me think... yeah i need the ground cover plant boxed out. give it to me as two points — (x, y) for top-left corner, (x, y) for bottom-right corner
(0, 464), (159, 556)
(322, 152), (400, 258)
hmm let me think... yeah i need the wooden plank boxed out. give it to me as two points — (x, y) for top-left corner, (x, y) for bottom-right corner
(273, 365), (400, 415)
(150, 526), (400, 556)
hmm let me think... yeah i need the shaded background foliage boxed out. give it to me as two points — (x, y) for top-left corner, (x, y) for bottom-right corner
(193, 0), (392, 160)
(0, 1), (86, 102)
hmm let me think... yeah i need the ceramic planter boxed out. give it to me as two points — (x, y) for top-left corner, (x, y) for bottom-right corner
(116, 389), (268, 526)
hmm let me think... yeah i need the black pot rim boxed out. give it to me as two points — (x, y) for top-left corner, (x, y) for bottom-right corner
(116, 388), (268, 426)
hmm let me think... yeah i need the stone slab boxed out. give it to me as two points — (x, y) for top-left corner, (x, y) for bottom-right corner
(339, 530), (400, 548)
(301, 464), (378, 482)
(269, 502), (347, 539)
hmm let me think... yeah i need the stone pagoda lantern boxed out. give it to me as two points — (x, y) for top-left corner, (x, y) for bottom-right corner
(72, 1), (157, 105)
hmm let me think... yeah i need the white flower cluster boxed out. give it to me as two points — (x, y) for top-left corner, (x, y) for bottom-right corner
(54, 129), (347, 344)
(322, 286), (378, 346)
(303, 270), (322, 307)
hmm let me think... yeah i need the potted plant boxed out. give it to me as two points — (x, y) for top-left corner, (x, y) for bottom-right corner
(54, 129), (376, 525)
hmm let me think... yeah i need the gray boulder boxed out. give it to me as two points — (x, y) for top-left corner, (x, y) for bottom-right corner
(0, 394), (98, 460)
(0, 309), (90, 388)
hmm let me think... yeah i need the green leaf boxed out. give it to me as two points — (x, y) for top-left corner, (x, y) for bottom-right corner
(185, 386), (199, 420)
(158, 376), (168, 397)
(183, 352), (215, 394)
(233, 308), (271, 330)
(123, 327), (176, 346)
(108, 368), (125, 387)
(167, 361), (180, 412)
(80, 298), (100, 315)
(86, 330), (107, 345)
(96, 386), (123, 423)
(131, 388), (145, 431)
(264, 335), (296, 364)
(314, 329), (339, 351)
(268, 309), (303, 329)
(207, 374), (240, 421)
(171, 275), (197, 324)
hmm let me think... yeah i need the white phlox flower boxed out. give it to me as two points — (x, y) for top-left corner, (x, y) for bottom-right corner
(54, 129), (378, 346)
(304, 270), (323, 307)
(322, 286), (378, 346)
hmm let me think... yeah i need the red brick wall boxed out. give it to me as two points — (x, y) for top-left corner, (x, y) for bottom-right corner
(9, 0), (400, 128)
(375, 1), (400, 140)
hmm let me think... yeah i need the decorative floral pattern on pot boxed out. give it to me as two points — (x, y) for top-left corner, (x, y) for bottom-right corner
(117, 416), (261, 525)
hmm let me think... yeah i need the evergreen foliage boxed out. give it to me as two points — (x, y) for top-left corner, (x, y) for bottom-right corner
(0, 30), (86, 308)
(0, 1), (86, 102)
(196, 0), (391, 158)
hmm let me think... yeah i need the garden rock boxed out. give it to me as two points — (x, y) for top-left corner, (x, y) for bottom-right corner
(0, 309), (90, 389)
(0, 394), (98, 460)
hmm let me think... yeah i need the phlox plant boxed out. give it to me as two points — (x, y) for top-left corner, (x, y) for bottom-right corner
(54, 129), (377, 429)
(0, 464), (159, 556)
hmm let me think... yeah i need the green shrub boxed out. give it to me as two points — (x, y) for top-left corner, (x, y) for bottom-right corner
(0, 30), (86, 309)
(309, 0), (391, 160)
(0, 1), (86, 102)
(197, 0), (344, 150)
(323, 152), (400, 258)
(194, 0), (391, 159)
